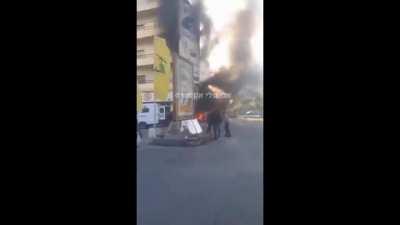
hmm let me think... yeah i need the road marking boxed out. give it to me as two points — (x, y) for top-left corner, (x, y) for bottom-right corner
(237, 117), (263, 121)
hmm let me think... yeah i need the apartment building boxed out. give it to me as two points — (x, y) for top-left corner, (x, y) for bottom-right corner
(137, 0), (173, 102)
(137, 0), (208, 104)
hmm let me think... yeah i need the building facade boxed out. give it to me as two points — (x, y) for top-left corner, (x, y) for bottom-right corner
(137, 0), (207, 104)
(137, 0), (173, 102)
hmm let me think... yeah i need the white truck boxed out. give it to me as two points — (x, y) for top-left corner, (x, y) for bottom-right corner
(137, 102), (172, 129)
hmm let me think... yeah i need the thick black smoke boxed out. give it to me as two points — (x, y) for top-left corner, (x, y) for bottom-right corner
(196, 0), (259, 113)
(158, 0), (180, 52)
(192, 0), (213, 60)
(158, 0), (212, 55)
(230, 9), (255, 70)
(158, 0), (260, 114)
(195, 66), (261, 112)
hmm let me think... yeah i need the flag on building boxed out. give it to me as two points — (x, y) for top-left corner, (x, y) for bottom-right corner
(153, 36), (172, 101)
(137, 83), (142, 112)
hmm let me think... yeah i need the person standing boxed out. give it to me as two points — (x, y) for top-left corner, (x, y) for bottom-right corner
(206, 111), (213, 135)
(222, 111), (231, 137)
(213, 110), (222, 140)
(206, 110), (221, 140)
(137, 121), (142, 139)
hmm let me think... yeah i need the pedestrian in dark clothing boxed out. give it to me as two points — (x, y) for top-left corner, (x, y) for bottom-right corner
(212, 110), (222, 140)
(166, 111), (173, 127)
(207, 110), (222, 140)
(137, 122), (143, 139)
(206, 112), (212, 134)
(213, 121), (221, 139)
(222, 111), (231, 137)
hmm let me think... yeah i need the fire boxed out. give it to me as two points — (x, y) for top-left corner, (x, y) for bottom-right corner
(195, 112), (207, 122)
(207, 84), (225, 98)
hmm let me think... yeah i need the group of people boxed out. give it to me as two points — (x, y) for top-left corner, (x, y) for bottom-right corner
(137, 110), (231, 141)
(206, 110), (231, 140)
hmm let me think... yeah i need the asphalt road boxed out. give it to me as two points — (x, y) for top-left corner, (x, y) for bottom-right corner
(137, 119), (263, 225)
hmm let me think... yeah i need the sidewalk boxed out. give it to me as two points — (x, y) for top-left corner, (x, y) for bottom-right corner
(237, 116), (264, 122)
(150, 131), (212, 147)
(137, 122), (224, 147)
(143, 122), (213, 147)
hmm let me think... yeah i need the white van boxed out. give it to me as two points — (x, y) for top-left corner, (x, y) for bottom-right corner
(137, 102), (172, 129)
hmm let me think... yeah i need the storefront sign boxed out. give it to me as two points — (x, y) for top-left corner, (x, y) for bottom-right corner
(173, 55), (194, 120)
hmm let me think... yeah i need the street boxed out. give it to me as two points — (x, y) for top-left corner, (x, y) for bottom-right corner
(137, 118), (263, 225)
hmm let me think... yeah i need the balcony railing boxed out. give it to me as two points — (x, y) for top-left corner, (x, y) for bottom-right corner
(137, 58), (154, 66)
(137, 22), (163, 39)
(138, 82), (154, 92)
(140, 91), (174, 102)
(137, 51), (154, 66)
(137, 23), (154, 39)
(137, 0), (159, 12)
(138, 81), (173, 92)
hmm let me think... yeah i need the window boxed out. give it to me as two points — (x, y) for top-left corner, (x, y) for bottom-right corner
(137, 22), (154, 31)
(138, 75), (146, 84)
(159, 108), (164, 113)
(137, 49), (145, 56)
(142, 107), (149, 113)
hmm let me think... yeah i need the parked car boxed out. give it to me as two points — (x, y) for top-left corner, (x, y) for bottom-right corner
(242, 111), (263, 118)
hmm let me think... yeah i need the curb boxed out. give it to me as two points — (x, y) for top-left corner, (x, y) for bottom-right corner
(149, 135), (211, 147)
(237, 117), (264, 121)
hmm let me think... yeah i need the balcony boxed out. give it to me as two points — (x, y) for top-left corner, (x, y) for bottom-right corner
(137, 54), (154, 66)
(137, 22), (162, 39)
(137, 23), (154, 39)
(137, 49), (154, 66)
(138, 81), (173, 92)
(141, 91), (174, 102)
(137, 0), (159, 12)
(138, 82), (154, 92)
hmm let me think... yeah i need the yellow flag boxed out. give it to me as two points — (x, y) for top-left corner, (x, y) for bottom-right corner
(153, 36), (173, 101)
(137, 84), (142, 112)
(154, 72), (170, 100)
(154, 36), (172, 64)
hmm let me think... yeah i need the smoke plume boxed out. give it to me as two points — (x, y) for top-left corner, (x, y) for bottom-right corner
(192, 0), (213, 60)
(157, 0), (260, 113)
(158, 0), (213, 56)
(158, 0), (180, 52)
(196, 0), (260, 113)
